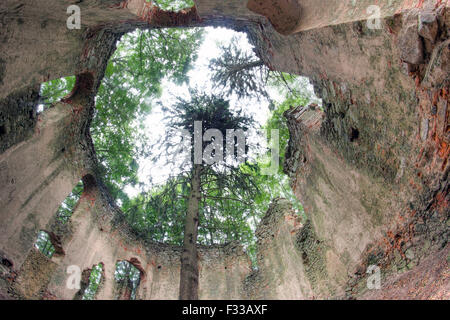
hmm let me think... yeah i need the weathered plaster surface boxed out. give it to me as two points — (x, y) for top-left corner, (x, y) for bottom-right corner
(0, 0), (448, 300)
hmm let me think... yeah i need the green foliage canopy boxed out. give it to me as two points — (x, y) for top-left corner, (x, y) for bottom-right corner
(39, 26), (319, 267)
(122, 91), (261, 249)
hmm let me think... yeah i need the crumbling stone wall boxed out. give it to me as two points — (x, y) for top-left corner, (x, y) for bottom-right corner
(43, 179), (252, 300)
(276, 1), (449, 298)
(0, 86), (39, 153)
(283, 106), (398, 298)
(0, 0), (448, 300)
(0, 103), (82, 269)
(244, 199), (311, 299)
(0, 23), (120, 271)
(2, 193), (342, 300)
(10, 248), (58, 300)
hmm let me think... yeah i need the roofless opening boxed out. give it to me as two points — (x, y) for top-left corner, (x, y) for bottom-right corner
(41, 25), (319, 255)
(40, 4), (320, 299)
(91, 25), (318, 259)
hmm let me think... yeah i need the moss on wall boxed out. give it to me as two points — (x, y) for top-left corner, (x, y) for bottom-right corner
(12, 249), (57, 299)
(295, 220), (328, 293)
(0, 86), (39, 154)
(0, 58), (5, 86)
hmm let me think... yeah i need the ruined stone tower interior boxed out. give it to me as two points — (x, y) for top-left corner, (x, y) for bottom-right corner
(0, 0), (448, 300)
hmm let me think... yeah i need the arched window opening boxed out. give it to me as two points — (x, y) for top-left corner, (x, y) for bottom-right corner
(81, 174), (97, 194)
(114, 260), (142, 300)
(0, 254), (13, 278)
(34, 231), (56, 258)
(80, 263), (104, 300)
(37, 76), (76, 113)
(55, 180), (83, 224)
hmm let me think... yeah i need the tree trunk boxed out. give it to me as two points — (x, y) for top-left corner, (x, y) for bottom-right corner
(230, 60), (264, 74)
(179, 164), (202, 300)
